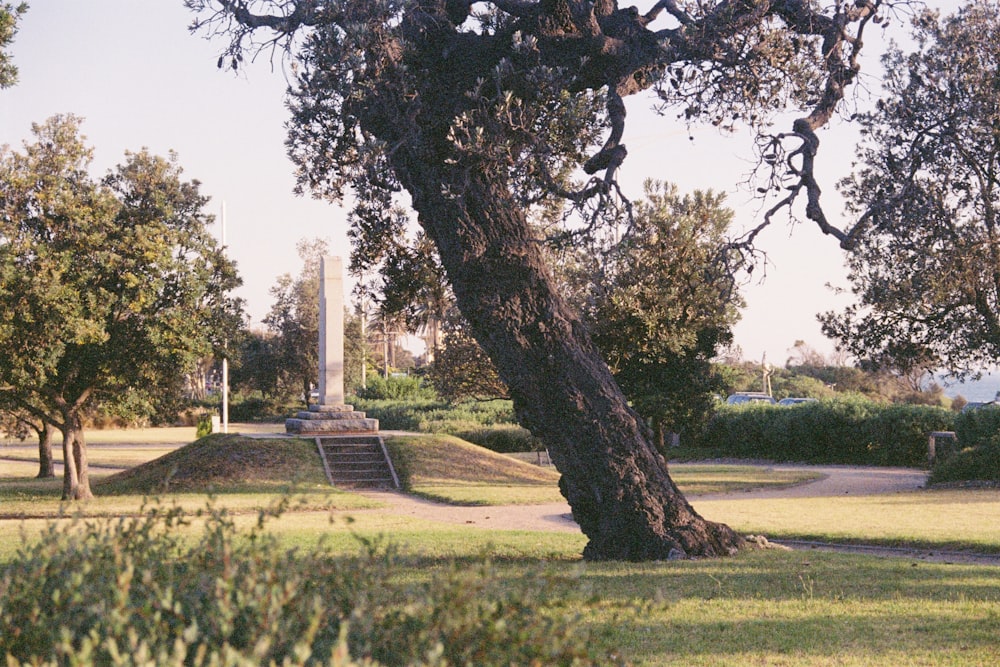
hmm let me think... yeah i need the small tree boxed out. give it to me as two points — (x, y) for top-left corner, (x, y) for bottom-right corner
(582, 181), (742, 449)
(0, 405), (55, 479)
(231, 329), (284, 399)
(0, 115), (243, 499)
(263, 238), (327, 403)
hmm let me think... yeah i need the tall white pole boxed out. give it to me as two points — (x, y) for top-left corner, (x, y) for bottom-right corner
(221, 201), (229, 434)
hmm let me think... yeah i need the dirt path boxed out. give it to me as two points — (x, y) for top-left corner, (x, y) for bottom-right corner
(352, 466), (1000, 565)
(355, 464), (929, 532)
(693, 464), (929, 500)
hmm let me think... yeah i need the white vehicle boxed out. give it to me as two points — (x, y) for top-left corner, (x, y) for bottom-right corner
(726, 392), (776, 405)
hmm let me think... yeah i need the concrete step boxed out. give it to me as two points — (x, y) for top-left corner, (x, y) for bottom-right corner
(315, 436), (399, 490)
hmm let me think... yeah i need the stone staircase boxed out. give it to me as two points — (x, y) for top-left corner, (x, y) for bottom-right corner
(315, 435), (400, 489)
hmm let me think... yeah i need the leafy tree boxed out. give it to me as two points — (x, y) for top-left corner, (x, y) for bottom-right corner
(190, 0), (890, 560)
(0, 115), (243, 499)
(230, 329), (284, 399)
(427, 306), (509, 402)
(582, 181), (742, 449)
(263, 238), (327, 403)
(350, 200), (451, 362)
(0, 2), (26, 89)
(822, 1), (1000, 381)
(0, 404), (55, 478)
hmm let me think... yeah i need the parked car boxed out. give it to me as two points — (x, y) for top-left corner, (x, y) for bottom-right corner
(961, 400), (998, 412)
(777, 397), (818, 406)
(726, 392), (776, 405)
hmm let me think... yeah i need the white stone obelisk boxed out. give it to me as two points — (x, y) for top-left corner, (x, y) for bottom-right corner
(317, 256), (345, 407)
(285, 255), (377, 434)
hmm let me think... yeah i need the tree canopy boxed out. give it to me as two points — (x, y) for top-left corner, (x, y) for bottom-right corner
(0, 115), (244, 499)
(188, 0), (898, 560)
(821, 0), (1000, 380)
(0, 2), (26, 89)
(262, 238), (327, 402)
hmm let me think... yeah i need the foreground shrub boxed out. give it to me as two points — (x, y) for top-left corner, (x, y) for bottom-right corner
(0, 500), (604, 666)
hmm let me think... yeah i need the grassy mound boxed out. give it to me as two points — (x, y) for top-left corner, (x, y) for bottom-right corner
(386, 434), (559, 486)
(97, 434), (329, 495)
(95, 432), (557, 500)
(385, 434), (563, 505)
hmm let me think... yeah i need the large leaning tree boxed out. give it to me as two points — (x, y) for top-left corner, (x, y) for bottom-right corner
(0, 115), (244, 500)
(821, 0), (1000, 380)
(189, 0), (892, 560)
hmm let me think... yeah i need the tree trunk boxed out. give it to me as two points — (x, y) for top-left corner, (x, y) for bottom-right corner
(36, 420), (55, 479)
(60, 411), (93, 501)
(395, 158), (744, 560)
(60, 423), (79, 500)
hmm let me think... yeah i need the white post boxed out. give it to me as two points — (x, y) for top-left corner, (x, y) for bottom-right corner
(318, 256), (346, 406)
(360, 294), (367, 389)
(221, 201), (229, 433)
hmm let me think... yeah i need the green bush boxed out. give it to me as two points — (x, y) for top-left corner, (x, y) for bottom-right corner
(352, 398), (518, 434)
(355, 375), (437, 401)
(929, 437), (1000, 485)
(225, 396), (302, 423)
(695, 397), (953, 466)
(0, 500), (604, 666)
(926, 407), (1000, 484)
(954, 406), (1000, 449)
(195, 412), (215, 438)
(457, 425), (544, 453)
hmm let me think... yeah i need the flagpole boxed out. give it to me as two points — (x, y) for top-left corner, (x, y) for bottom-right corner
(221, 201), (229, 434)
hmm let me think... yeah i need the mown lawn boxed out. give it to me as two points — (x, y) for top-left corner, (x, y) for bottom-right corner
(2, 430), (999, 665)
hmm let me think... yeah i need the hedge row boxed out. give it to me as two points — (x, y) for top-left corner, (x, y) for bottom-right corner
(694, 397), (955, 467)
(350, 398), (518, 434)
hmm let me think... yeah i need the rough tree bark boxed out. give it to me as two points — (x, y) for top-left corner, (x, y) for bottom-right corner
(392, 154), (741, 559)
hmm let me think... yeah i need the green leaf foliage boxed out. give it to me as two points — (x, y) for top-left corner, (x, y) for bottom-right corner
(930, 407), (1000, 484)
(0, 115), (244, 498)
(823, 0), (1000, 379)
(581, 181), (743, 447)
(0, 2), (26, 88)
(0, 500), (603, 666)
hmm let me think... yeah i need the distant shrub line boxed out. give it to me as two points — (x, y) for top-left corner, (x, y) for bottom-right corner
(690, 397), (1000, 479)
(231, 373), (1000, 482)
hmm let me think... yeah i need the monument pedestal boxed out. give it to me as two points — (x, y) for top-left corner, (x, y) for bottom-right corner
(285, 404), (379, 435)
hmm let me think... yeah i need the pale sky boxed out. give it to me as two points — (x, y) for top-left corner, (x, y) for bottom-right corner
(0, 1), (960, 368)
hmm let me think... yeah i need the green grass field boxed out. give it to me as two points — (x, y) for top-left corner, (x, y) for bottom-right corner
(2, 428), (999, 665)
